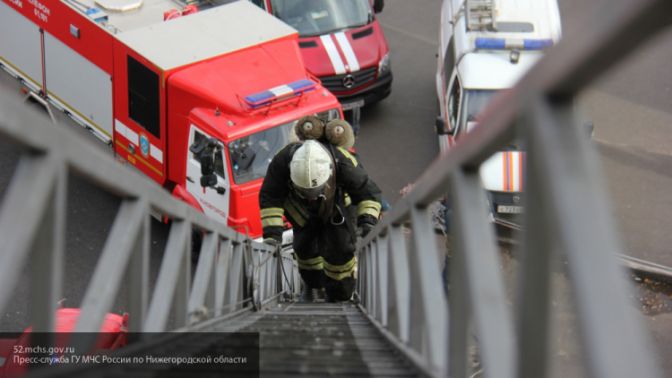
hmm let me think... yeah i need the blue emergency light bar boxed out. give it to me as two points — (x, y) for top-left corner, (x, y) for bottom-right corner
(475, 37), (554, 51)
(244, 79), (317, 108)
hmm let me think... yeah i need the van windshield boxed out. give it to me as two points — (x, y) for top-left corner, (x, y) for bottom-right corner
(270, 0), (372, 37)
(462, 90), (497, 128)
(462, 90), (520, 150)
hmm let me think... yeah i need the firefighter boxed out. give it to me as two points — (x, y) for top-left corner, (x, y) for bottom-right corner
(259, 118), (382, 302)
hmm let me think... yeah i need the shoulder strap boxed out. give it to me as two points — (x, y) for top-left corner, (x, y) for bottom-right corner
(287, 142), (302, 156)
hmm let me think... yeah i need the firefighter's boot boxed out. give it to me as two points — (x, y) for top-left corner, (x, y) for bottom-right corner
(300, 286), (317, 303)
(325, 277), (356, 303)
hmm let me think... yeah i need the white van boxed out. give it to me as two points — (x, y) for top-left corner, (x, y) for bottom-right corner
(435, 0), (561, 220)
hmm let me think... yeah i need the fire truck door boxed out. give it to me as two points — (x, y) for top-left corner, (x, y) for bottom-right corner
(114, 54), (166, 183)
(186, 126), (230, 224)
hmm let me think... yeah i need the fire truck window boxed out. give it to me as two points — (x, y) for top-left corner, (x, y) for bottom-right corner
(127, 56), (160, 138)
(228, 120), (295, 184)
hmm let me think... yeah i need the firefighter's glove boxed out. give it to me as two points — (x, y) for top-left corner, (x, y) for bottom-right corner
(263, 237), (281, 249)
(357, 215), (377, 238)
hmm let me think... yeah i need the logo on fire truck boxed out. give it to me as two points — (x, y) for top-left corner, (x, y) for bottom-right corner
(139, 134), (150, 157)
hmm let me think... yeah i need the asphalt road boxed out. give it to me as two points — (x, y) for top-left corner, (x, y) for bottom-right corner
(558, 0), (672, 268)
(1, 0), (672, 373)
(355, 0), (441, 202)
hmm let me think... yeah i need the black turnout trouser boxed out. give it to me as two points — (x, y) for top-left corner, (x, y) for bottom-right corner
(292, 215), (357, 301)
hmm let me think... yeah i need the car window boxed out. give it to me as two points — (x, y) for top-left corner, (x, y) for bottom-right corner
(447, 77), (461, 130)
(270, 0), (372, 37)
(250, 0), (266, 9)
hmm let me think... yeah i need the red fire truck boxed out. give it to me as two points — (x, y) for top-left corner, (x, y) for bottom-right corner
(0, 0), (342, 238)
(251, 0), (391, 124)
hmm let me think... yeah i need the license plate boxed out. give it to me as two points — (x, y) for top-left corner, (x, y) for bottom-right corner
(497, 205), (524, 214)
(341, 99), (365, 111)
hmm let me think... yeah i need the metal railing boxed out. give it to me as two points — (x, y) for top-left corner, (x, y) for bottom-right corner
(0, 92), (299, 351)
(356, 0), (670, 376)
(0, 0), (669, 376)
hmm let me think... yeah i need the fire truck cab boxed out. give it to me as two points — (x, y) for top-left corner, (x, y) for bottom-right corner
(0, 0), (342, 238)
(251, 0), (392, 126)
(435, 0), (561, 219)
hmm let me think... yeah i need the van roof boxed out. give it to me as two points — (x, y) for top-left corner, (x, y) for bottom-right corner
(491, 0), (561, 39)
(451, 0), (561, 89)
(451, 0), (561, 40)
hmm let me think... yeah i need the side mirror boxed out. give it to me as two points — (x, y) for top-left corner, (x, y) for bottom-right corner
(435, 116), (453, 135)
(200, 154), (214, 176)
(373, 0), (384, 13)
(190, 136), (219, 188)
(200, 174), (217, 188)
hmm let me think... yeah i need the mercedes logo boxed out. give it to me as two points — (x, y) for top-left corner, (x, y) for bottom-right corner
(342, 74), (355, 89)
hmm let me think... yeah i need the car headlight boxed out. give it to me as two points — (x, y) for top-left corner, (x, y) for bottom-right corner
(378, 53), (390, 76)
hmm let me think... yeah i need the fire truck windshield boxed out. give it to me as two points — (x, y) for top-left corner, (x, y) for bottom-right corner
(271, 0), (372, 37)
(227, 120), (296, 184)
(228, 109), (341, 184)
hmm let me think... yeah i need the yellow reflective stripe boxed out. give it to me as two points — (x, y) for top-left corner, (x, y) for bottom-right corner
(337, 147), (358, 167)
(261, 207), (284, 218)
(298, 256), (324, 265)
(261, 207), (284, 228)
(324, 257), (357, 273)
(357, 200), (381, 218)
(325, 269), (355, 281)
(261, 217), (284, 227)
(298, 256), (324, 270)
(284, 201), (306, 227)
(358, 200), (382, 212)
(359, 207), (380, 218)
(344, 193), (352, 207)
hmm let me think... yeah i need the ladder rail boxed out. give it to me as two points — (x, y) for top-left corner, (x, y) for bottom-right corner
(0, 91), (300, 346)
(356, 0), (669, 376)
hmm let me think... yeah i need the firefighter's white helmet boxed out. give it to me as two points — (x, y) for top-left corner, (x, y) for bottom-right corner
(290, 140), (333, 200)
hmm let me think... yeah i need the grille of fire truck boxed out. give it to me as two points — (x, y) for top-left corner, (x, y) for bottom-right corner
(0, 0), (668, 377)
(319, 67), (377, 92)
